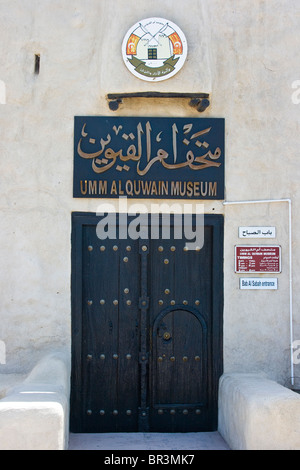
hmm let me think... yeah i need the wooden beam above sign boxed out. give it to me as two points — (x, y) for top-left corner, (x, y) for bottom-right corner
(106, 92), (210, 112)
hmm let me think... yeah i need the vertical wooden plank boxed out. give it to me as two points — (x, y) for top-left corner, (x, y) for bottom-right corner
(82, 228), (120, 431)
(172, 309), (205, 404)
(154, 311), (174, 404)
(117, 238), (140, 431)
(70, 214), (84, 432)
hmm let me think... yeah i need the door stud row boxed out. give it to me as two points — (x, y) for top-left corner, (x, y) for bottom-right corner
(87, 409), (133, 416)
(157, 356), (201, 362)
(157, 409), (201, 415)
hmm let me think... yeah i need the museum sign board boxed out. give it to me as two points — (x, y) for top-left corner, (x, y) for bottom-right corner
(73, 116), (225, 199)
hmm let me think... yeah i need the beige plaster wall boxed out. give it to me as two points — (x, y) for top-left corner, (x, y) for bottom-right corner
(0, 0), (299, 386)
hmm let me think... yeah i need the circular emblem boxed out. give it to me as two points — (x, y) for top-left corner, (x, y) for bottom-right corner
(122, 17), (188, 82)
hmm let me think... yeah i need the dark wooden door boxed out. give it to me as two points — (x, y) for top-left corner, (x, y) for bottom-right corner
(70, 213), (223, 433)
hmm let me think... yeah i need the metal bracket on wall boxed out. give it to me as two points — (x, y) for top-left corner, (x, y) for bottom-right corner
(107, 92), (210, 112)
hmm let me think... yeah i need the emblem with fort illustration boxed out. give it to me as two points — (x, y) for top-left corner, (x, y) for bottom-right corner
(122, 17), (188, 81)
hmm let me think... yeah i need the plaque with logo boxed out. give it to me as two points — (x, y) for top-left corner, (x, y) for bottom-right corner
(122, 18), (188, 82)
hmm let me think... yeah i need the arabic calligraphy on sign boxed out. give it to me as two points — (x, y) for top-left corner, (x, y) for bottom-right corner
(77, 121), (221, 176)
(73, 116), (225, 199)
(238, 226), (276, 238)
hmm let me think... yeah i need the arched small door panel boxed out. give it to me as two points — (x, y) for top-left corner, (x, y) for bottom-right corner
(151, 307), (209, 432)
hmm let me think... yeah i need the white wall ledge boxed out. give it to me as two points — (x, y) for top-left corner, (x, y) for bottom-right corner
(0, 352), (70, 450)
(218, 373), (300, 450)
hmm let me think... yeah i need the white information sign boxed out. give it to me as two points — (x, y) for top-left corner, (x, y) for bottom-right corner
(239, 278), (278, 290)
(238, 227), (276, 239)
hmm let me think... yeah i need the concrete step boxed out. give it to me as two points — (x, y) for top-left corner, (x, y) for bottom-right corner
(68, 432), (230, 450)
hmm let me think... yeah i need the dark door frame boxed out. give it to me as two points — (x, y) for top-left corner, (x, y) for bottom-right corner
(70, 212), (223, 432)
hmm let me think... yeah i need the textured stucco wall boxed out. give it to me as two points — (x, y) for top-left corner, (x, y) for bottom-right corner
(0, 0), (299, 386)
(218, 373), (300, 450)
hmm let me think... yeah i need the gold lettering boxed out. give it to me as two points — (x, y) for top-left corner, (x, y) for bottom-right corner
(171, 181), (180, 196)
(187, 181), (193, 197)
(180, 182), (186, 197)
(201, 182), (208, 197)
(133, 180), (141, 196)
(163, 181), (168, 195)
(99, 180), (107, 195)
(141, 180), (152, 196)
(89, 180), (97, 195)
(160, 181), (168, 196)
(80, 180), (87, 195)
(209, 181), (217, 196)
(81, 178), (217, 198)
(125, 180), (134, 196)
(194, 182), (200, 196)
(110, 180), (117, 195)
(118, 180), (124, 195)
(151, 181), (158, 195)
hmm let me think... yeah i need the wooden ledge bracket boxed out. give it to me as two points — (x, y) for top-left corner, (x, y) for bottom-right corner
(107, 92), (210, 112)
